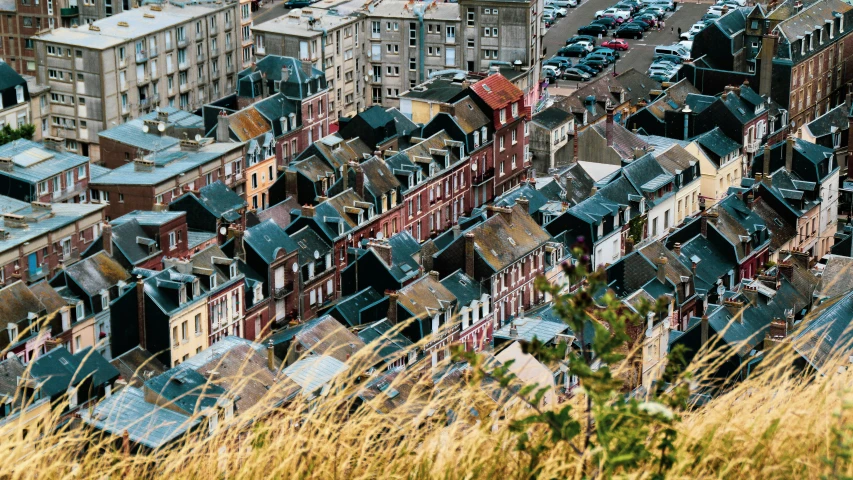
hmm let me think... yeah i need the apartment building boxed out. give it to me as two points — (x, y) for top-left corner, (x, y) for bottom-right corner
(252, 4), (363, 129)
(366, 0), (463, 109)
(32, 1), (241, 161)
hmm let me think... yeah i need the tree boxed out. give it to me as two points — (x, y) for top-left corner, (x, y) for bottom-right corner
(0, 124), (36, 146)
(456, 238), (690, 479)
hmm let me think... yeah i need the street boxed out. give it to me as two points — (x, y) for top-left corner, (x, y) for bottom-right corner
(253, 1), (290, 25)
(542, 0), (709, 78)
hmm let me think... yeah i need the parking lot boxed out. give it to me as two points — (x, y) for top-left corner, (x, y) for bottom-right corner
(542, 0), (710, 82)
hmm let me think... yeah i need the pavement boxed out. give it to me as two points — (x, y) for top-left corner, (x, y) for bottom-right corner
(541, 0), (711, 88)
(253, 1), (290, 25)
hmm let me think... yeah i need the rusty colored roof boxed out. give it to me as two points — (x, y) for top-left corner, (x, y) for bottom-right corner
(0, 281), (46, 329)
(229, 108), (271, 142)
(470, 74), (524, 110)
(453, 96), (490, 134)
(295, 315), (366, 363)
(360, 156), (401, 196)
(29, 282), (65, 313)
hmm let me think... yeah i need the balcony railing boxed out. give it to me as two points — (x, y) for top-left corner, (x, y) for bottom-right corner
(177, 37), (188, 48)
(744, 141), (759, 153)
(225, 41), (235, 52)
(211, 47), (219, 56)
(135, 51), (148, 63)
(226, 63), (234, 73)
(197, 52), (205, 62)
(472, 167), (495, 185)
(272, 284), (294, 299)
(60, 6), (78, 16)
(178, 61), (190, 71)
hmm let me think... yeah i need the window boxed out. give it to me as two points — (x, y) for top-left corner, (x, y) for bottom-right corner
(181, 320), (188, 341)
(512, 129), (517, 144)
(467, 8), (475, 26)
(500, 135), (505, 151)
(195, 314), (201, 334)
(169, 231), (177, 249)
(499, 109), (506, 124)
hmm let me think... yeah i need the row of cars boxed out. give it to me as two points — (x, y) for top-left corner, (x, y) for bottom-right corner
(646, 44), (690, 81)
(543, 0), (578, 27)
(543, 37), (630, 82)
(579, 0), (674, 39)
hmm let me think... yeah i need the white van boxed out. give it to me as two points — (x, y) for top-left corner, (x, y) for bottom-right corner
(654, 45), (690, 60)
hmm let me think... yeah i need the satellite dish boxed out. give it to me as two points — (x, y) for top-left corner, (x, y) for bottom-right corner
(292, 263), (299, 273)
(219, 226), (227, 235)
(347, 233), (353, 240)
(471, 163), (478, 172)
(157, 122), (165, 132)
(195, 134), (202, 141)
(376, 231), (384, 240)
(313, 250), (320, 259)
(142, 124), (149, 133)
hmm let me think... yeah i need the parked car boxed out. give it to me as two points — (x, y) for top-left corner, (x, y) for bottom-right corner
(634, 14), (658, 27)
(580, 57), (607, 70)
(544, 57), (572, 70)
(543, 11), (557, 22)
(585, 53), (611, 65)
(653, 53), (683, 64)
(592, 47), (620, 60)
(284, 0), (312, 7)
(680, 32), (695, 41)
(566, 35), (597, 46)
(702, 12), (721, 21)
(649, 73), (673, 82)
(558, 44), (589, 57)
(651, 60), (680, 70)
(601, 39), (630, 51)
(615, 1), (640, 13)
(655, 44), (690, 59)
(578, 24), (608, 36)
(595, 7), (631, 21)
(638, 6), (665, 18)
(544, 5), (568, 16)
(543, 65), (562, 78)
(648, 65), (678, 77)
(627, 20), (651, 31)
(552, 0), (578, 7)
(563, 68), (591, 81)
(615, 24), (644, 39)
(592, 17), (618, 29)
(646, 0), (674, 11)
(572, 63), (598, 76)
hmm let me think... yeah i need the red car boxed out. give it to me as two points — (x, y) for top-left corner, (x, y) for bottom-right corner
(601, 39), (630, 51)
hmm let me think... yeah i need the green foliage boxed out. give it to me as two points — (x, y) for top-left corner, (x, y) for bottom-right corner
(0, 124), (36, 146)
(455, 240), (690, 479)
(627, 216), (647, 246)
(823, 391), (853, 480)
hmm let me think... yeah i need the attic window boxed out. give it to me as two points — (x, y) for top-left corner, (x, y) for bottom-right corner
(507, 237), (516, 246)
(101, 291), (109, 310)
(76, 301), (84, 321)
(229, 263), (238, 279)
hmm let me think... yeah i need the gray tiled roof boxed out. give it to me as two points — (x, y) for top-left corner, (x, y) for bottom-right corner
(111, 218), (158, 266)
(493, 316), (569, 343)
(79, 386), (199, 450)
(194, 180), (246, 221)
(0, 139), (88, 183)
(112, 210), (185, 227)
(0, 195), (28, 214)
(63, 251), (131, 297)
(144, 367), (226, 415)
(282, 355), (348, 396)
(0, 203), (105, 256)
(89, 143), (237, 186)
(244, 219), (298, 264)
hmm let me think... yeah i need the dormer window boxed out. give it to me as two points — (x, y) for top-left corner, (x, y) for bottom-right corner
(499, 109), (506, 124)
(473, 131), (480, 147)
(179, 285), (187, 304)
(76, 301), (84, 321)
(511, 102), (518, 118)
(432, 314), (440, 333)
(229, 263), (237, 279)
(7, 324), (17, 342)
(481, 126), (487, 143)
(338, 222), (345, 236)
(357, 211), (364, 224)
(308, 262), (315, 279)
(210, 274), (218, 289)
(325, 253), (332, 269)
(253, 283), (263, 303)
(288, 113), (296, 130)
(192, 278), (200, 296)
(101, 291), (110, 310)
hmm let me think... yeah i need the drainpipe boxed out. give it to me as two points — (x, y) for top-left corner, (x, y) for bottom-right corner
(414, 4), (426, 84)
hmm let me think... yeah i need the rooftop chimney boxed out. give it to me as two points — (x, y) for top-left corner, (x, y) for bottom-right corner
(301, 204), (315, 218)
(516, 195), (529, 212)
(355, 165), (365, 198)
(700, 315), (709, 347)
(369, 239), (393, 267)
(785, 135), (794, 172)
(387, 291), (399, 325)
(267, 339), (276, 372)
(464, 232), (475, 278)
(136, 275), (147, 350)
(216, 110), (230, 143)
(673, 242), (681, 255)
(763, 143), (771, 178)
(605, 102), (615, 147)
(655, 253), (668, 285)
(103, 222), (113, 257)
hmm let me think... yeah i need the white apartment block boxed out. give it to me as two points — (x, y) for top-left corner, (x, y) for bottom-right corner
(32, 1), (242, 162)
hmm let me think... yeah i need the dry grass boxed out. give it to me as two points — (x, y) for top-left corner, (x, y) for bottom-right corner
(0, 337), (850, 480)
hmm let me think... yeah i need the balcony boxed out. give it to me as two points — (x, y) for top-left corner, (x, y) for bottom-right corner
(197, 74), (206, 85)
(226, 63), (234, 73)
(135, 51), (148, 63)
(178, 61), (190, 71)
(225, 20), (233, 30)
(151, 93), (160, 103)
(211, 69), (220, 79)
(177, 37), (188, 48)
(272, 283), (293, 299)
(197, 52), (205, 62)
(140, 97), (149, 107)
(744, 140), (759, 153)
(225, 42), (235, 52)
(371, 75), (381, 84)
(211, 47), (219, 56)
(179, 83), (190, 93)
(60, 6), (78, 17)
(60, 249), (81, 265)
(121, 104), (130, 114)
(472, 167), (495, 185)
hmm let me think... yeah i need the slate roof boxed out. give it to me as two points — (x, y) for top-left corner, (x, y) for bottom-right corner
(468, 204), (552, 273)
(0, 356), (25, 407)
(111, 219), (158, 266)
(400, 77), (467, 103)
(674, 231), (735, 293)
(452, 96), (490, 134)
(751, 197), (796, 251)
(0, 62), (25, 91)
(29, 347), (119, 399)
(385, 231), (422, 280)
(63, 251), (131, 297)
(0, 281), (47, 330)
(564, 163), (597, 206)
(244, 219), (298, 264)
(775, 0), (852, 45)
(0, 139), (89, 183)
(494, 183), (550, 215)
(493, 316), (570, 343)
(556, 73), (627, 123)
(110, 347), (167, 388)
(282, 355), (347, 397)
(615, 68), (662, 106)
(805, 103), (849, 139)
(815, 255), (853, 300)
(396, 274), (457, 321)
(653, 144), (699, 175)
(112, 210), (185, 227)
(293, 315), (365, 362)
(684, 93), (717, 113)
(191, 181), (246, 223)
(144, 367), (227, 415)
(228, 107), (271, 142)
(360, 156), (401, 197)
(793, 288), (853, 374)
(290, 226), (332, 267)
(440, 270), (484, 307)
(325, 287), (382, 327)
(357, 319), (414, 364)
(141, 268), (205, 316)
(590, 121), (651, 160)
(531, 107), (574, 130)
(709, 194), (769, 262)
(694, 127), (740, 162)
(638, 79), (701, 122)
(470, 74), (523, 110)
(355, 368), (416, 414)
(80, 386), (199, 450)
(89, 143), (239, 186)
